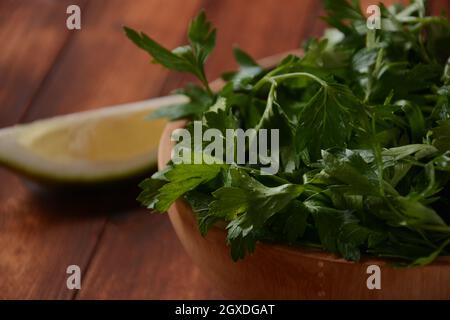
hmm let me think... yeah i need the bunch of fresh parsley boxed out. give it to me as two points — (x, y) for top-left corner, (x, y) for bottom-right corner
(125, 0), (450, 266)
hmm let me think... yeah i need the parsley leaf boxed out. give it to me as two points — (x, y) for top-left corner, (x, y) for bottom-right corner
(139, 163), (225, 212)
(124, 10), (216, 94)
(148, 84), (214, 120)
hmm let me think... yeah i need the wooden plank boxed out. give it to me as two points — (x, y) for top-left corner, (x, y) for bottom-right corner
(77, 0), (320, 300)
(0, 0), (86, 128)
(202, 0), (319, 80)
(23, 0), (201, 122)
(429, 0), (450, 16)
(77, 209), (223, 299)
(0, 0), (89, 299)
(360, 0), (448, 17)
(0, 0), (202, 299)
(0, 179), (118, 299)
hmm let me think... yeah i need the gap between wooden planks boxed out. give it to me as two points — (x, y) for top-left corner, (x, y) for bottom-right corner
(0, 0), (91, 299)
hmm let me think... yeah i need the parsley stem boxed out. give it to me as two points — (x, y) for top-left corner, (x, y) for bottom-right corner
(371, 116), (385, 197)
(239, 166), (290, 185)
(204, 81), (214, 97)
(420, 225), (450, 233)
(198, 70), (214, 97)
(270, 72), (328, 87)
(400, 16), (449, 27)
(253, 72), (327, 92)
(255, 80), (277, 131)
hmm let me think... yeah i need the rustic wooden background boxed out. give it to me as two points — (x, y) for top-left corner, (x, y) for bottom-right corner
(0, 0), (449, 299)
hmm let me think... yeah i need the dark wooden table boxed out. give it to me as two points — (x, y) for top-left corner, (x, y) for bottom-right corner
(1, 0), (449, 299)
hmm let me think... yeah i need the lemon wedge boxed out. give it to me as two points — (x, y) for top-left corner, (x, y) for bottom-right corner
(0, 95), (187, 185)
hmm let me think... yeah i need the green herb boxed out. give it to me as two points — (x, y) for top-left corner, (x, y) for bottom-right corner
(127, 1), (450, 266)
(124, 10), (215, 96)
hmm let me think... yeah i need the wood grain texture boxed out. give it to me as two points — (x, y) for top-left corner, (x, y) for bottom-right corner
(77, 209), (223, 299)
(22, 0), (201, 122)
(0, 180), (124, 299)
(0, 0), (95, 299)
(0, 0), (203, 299)
(428, 0), (450, 16)
(0, 0), (86, 128)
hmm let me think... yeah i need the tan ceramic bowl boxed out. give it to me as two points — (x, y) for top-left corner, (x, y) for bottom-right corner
(157, 51), (450, 300)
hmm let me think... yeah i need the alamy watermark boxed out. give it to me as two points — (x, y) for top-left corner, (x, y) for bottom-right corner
(171, 121), (280, 175)
(66, 5), (81, 30)
(366, 4), (381, 30)
(66, 264), (81, 290)
(366, 264), (381, 290)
